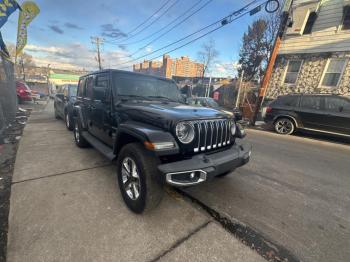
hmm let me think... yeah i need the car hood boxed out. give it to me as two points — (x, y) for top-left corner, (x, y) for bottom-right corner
(117, 101), (230, 129)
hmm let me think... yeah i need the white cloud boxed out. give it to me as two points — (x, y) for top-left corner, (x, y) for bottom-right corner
(24, 43), (129, 70)
(211, 62), (239, 77)
(145, 46), (152, 53)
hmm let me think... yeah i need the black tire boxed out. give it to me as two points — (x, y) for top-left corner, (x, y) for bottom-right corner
(74, 117), (89, 147)
(274, 117), (295, 135)
(65, 112), (74, 131)
(117, 143), (164, 214)
(17, 96), (22, 105)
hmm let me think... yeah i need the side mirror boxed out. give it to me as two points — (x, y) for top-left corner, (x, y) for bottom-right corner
(339, 106), (344, 112)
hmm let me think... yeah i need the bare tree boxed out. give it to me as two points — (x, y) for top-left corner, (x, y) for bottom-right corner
(6, 44), (35, 80)
(238, 12), (280, 82)
(197, 38), (219, 78)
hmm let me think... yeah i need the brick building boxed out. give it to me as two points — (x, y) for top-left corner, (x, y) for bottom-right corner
(267, 0), (350, 98)
(133, 54), (204, 79)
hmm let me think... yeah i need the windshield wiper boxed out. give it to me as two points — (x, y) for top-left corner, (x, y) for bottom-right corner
(148, 96), (178, 102)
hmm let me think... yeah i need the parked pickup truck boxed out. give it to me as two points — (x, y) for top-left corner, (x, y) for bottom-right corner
(73, 70), (251, 213)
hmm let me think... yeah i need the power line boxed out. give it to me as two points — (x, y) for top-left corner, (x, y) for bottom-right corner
(116, 0), (205, 46)
(113, 0), (264, 67)
(121, 0), (213, 58)
(114, 0), (173, 41)
(114, 0), (180, 44)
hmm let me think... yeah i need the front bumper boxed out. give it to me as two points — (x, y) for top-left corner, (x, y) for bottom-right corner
(158, 143), (251, 186)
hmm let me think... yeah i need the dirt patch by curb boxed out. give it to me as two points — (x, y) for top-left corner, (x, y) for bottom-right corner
(0, 110), (30, 261)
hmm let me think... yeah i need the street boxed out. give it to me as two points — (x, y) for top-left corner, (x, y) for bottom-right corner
(184, 129), (350, 262)
(6, 101), (350, 262)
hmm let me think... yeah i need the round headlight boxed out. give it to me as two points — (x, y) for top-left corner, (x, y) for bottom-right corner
(230, 121), (236, 136)
(176, 122), (195, 144)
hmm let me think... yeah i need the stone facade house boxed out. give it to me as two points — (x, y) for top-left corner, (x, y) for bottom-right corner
(267, 0), (350, 98)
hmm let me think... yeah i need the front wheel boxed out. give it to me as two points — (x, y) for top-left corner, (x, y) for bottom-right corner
(274, 118), (295, 135)
(117, 143), (164, 214)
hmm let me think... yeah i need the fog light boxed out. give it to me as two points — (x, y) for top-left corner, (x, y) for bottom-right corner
(190, 172), (195, 179)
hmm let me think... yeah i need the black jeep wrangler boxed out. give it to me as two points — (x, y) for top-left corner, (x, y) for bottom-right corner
(73, 70), (251, 213)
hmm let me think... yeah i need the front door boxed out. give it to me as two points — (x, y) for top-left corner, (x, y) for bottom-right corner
(90, 73), (113, 146)
(297, 96), (325, 130)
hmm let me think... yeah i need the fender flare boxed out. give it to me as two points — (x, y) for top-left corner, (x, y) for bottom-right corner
(114, 121), (179, 156)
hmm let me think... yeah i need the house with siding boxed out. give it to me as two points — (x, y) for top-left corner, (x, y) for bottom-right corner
(267, 0), (350, 98)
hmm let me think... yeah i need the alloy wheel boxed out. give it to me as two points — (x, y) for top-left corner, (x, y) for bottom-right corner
(275, 119), (293, 134)
(121, 157), (141, 200)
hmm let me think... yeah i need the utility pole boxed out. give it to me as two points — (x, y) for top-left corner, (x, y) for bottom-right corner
(235, 69), (244, 108)
(91, 36), (104, 70)
(252, 0), (294, 125)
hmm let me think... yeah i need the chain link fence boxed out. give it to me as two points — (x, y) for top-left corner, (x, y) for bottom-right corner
(0, 54), (17, 135)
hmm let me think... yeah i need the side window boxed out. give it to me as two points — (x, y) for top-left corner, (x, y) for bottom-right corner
(300, 96), (322, 110)
(63, 87), (68, 97)
(284, 60), (302, 84)
(94, 74), (110, 102)
(86, 76), (94, 99)
(78, 78), (86, 97)
(325, 97), (350, 113)
(303, 12), (317, 35)
(278, 96), (299, 107)
(342, 5), (350, 30)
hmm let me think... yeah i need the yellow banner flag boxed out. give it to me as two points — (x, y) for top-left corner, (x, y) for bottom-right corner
(16, 1), (39, 56)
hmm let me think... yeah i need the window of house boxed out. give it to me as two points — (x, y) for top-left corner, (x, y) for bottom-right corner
(342, 5), (350, 30)
(320, 59), (347, 87)
(284, 60), (303, 84)
(303, 12), (317, 35)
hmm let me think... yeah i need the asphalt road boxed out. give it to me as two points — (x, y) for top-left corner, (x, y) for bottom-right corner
(184, 129), (350, 262)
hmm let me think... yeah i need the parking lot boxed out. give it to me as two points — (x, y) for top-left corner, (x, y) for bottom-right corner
(6, 101), (350, 262)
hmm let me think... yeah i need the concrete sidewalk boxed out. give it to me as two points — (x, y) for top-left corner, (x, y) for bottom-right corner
(6, 101), (265, 262)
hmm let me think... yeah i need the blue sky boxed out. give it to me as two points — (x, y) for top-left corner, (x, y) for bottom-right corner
(1, 0), (268, 76)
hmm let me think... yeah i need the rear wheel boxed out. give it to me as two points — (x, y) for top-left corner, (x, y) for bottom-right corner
(65, 112), (73, 131)
(74, 118), (89, 147)
(117, 143), (164, 214)
(274, 118), (295, 135)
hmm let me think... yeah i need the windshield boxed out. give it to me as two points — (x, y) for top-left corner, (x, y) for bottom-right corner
(68, 85), (78, 97)
(113, 73), (181, 102)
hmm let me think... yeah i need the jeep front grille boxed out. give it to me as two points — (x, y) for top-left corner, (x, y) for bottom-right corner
(190, 119), (233, 153)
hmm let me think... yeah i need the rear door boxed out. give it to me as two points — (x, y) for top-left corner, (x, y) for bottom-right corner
(323, 96), (350, 135)
(297, 96), (325, 130)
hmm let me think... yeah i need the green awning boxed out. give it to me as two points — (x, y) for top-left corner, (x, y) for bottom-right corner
(49, 73), (80, 81)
